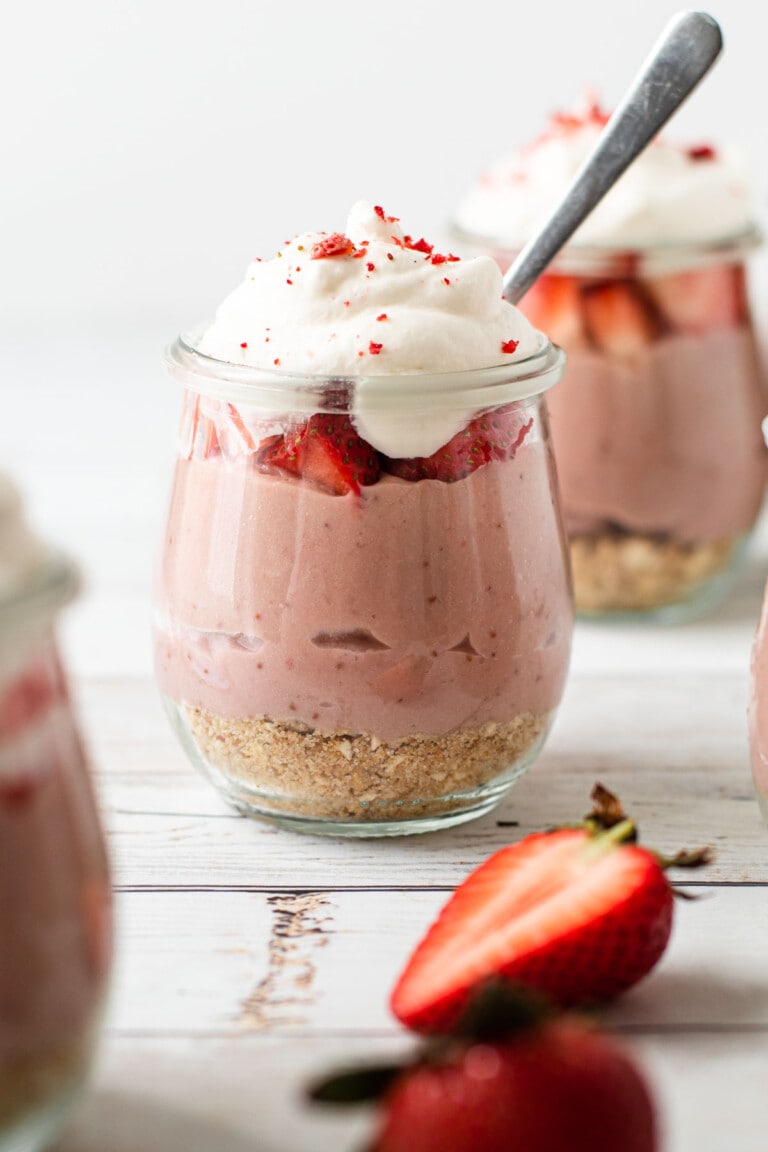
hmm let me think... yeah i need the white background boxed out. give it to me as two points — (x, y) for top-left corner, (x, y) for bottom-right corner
(2, 0), (766, 675)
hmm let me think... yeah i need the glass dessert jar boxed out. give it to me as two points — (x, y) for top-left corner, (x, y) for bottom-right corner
(0, 550), (112, 1151)
(750, 581), (768, 825)
(154, 336), (572, 836)
(516, 237), (768, 621)
(453, 103), (768, 621)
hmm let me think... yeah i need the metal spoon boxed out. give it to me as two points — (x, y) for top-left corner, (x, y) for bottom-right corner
(502, 10), (723, 305)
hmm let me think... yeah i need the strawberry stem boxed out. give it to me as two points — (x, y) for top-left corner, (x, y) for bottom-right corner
(579, 817), (639, 861)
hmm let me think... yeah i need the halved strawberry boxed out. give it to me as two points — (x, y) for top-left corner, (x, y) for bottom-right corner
(581, 281), (663, 358)
(385, 405), (533, 483)
(520, 274), (587, 348)
(311, 984), (658, 1152)
(645, 263), (746, 335)
(390, 786), (711, 1032)
(256, 414), (379, 495)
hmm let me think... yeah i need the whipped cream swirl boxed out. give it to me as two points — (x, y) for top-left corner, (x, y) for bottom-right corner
(455, 100), (755, 249)
(198, 201), (538, 375)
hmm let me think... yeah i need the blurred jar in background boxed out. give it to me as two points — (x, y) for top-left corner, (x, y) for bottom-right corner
(453, 98), (768, 622)
(0, 475), (111, 1152)
(750, 418), (768, 827)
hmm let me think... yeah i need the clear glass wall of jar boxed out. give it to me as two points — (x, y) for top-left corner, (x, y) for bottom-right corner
(750, 583), (768, 825)
(453, 227), (768, 622)
(0, 556), (111, 1152)
(154, 335), (573, 837)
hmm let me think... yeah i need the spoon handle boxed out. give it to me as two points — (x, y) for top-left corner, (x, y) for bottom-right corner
(502, 11), (723, 305)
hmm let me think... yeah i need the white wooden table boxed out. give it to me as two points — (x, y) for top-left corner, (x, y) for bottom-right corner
(4, 321), (768, 1151)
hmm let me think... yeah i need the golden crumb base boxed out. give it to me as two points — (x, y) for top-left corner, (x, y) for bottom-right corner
(570, 532), (736, 613)
(184, 707), (548, 822)
(0, 1041), (86, 1130)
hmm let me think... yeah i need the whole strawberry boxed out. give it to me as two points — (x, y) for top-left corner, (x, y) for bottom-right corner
(391, 785), (711, 1032)
(310, 984), (658, 1152)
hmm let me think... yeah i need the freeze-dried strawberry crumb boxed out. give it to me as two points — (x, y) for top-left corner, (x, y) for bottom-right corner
(374, 205), (399, 223)
(443, 277), (451, 285)
(240, 342), (248, 348)
(367, 262), (375, 272)
(431, 252), (461, 265)
(409, 237), (433, 255)
(274, 358), (281, 365)
(687, 144), (716, 161)
(387, 252), (395, 261)
(377, 313), (388, 321)
(369, 341), (383, 355)
(286, 279), (293, 285)
(501, 339), (519, 354)
(311, 233), (355, 259)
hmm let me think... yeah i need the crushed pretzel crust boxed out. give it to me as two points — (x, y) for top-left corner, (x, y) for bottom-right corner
(570, 532), (736, 613)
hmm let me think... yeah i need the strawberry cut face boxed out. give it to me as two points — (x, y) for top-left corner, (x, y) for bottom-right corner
(581, 280), (663, 358)
(256, 414), (380, 496)
(520, 274), (587, 349)
(645, 263), (746, 335)
(385, 404), (533, 483)
(390, 827), (673, 1032)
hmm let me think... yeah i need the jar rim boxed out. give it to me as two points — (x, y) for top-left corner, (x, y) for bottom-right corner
(165, 330), (566, 408)
(450, 222), (763, 277)
(0, 552), (79, 640)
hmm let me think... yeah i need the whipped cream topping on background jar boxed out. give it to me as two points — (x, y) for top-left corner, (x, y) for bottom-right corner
(453, 101), (768, 623)
(0, 474), (111, 1152)
(154, 203), (573, 837)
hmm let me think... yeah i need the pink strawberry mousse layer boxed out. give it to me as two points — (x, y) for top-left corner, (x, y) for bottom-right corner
(0, 652), (111, 1077)
(154, 436), (572, 744)
(547, 328), (768, 541)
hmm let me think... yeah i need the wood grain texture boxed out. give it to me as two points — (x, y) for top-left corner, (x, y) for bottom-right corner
(106, 886), (768, 1038)
(80, 676), (766, 888)
(58, 1032), (768, 1152)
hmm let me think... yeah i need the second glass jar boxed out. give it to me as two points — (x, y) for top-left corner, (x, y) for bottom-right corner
(463, 232), (768, 621)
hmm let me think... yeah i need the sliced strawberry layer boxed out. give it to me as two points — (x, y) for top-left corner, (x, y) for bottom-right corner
(391, 829), (672, 1032)
(375, 1022), (657, 1152)
(581, 281), (662, 358)
(256, 414), (380, 496)
(645, 263), (746, 335)
(520, 275), (587, 349)
(385, 405), (533, 483)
